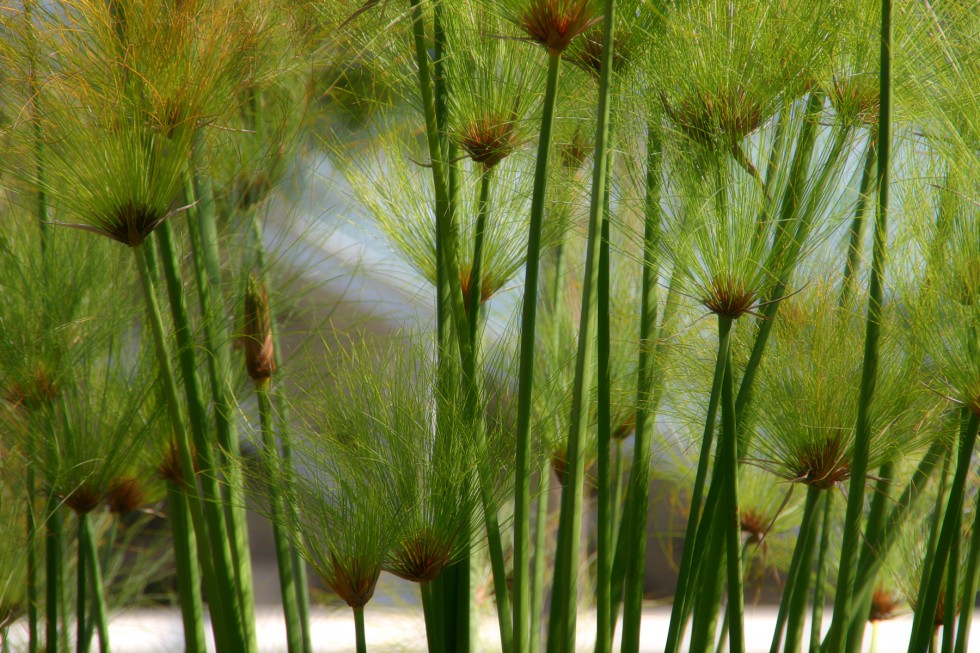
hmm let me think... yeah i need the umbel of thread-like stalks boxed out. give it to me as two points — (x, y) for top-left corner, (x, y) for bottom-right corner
(243, 275), (276, 382)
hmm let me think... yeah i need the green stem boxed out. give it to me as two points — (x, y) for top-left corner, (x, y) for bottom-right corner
(550, 4), (617, 647)
(908, 416), (979, 653)
(689, 532), (726, 653)
(769, 487), (821, 653)
(718, 317), (744, 653)
(617, 257), (678, 651)
(809, 492), (833, 653)
(941, 526), (959, 653)
(911, 447), (953, 650)
(529, 467), (550, 653)
(610, 439), (624, 571)
(79, 515), (108, 653)
(954, 448), (980, 653)
(183, 157), (260, 653)
(595, 161), (614, 653)
(420, 582), (443, 653)
(783, 487), (823, 653)
(518, 49), (562, 653)
(838, 138), (877, 308)
(461, 168), (512, 652)
(847, 438), (946, 632)
(155, 222), (247, 651)
(27, 445), (38, 653)
(468, 168), (492, 347)
(823, 0), (893, 640)
(353, 607), (368, 653)
(45, 505), (61, 653)
(133, 245), (229, 653)
(844, 463), (896, 653)
(407, 0), (472, 369)
(26, 8), (43, 644)
(662, 297), (728, 653)
(257, 383), (304, 653)
(166, 482), (207, 653)
(77, 515), (87, 653)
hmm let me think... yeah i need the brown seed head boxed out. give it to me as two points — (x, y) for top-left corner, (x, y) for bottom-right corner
(5, 366), (60, 410)
(703, 275), (757, 319)
(566, 25), (630, 78)
(792, 429), (850, 489)
(243, 275), (276, 382)
(611, 411), (635, 441)
(557, 130), (592, 170)
(103, 202), (167, 247)
(158, 440), (197, 483)
(662, 86), (765, 147)
(518, 0), (601, 54)
(458, 118), (520, 169)
(869, 586), (901, 622)
(328, 555), (380, 608)
(387, 528), (455, 583)
(460, 266), (495, 306)
(830, 75), (879, 127)
(105, 476), (149, 514)
(64, 482), (102, 514)
(740, 508), (768, 545)
(234, 172), (273, 210)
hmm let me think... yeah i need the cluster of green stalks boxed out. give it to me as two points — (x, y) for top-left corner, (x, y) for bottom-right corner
(2, 0), (980, 653)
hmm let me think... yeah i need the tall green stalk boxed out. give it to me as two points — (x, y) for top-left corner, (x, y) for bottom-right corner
(844, 463), (895, 653)
(27, 2), (48, 649)
(839, 139), (878, 308)
(783, 487), (822, 653)
(661, 308), (726, 653)
(256, 382), (304, 653)
(407, 0), (472, 369)
(908, 416), (979, 653)
(44, 495), (62, 653)
(133, 244), (231, 653)
(954, 461), (980, 653)
(165, 482), (207, 653)
(183, 158), (261, 653)
(941, 523), (960, 653)
(718, 316), (745, 653)
(465, 167), (514, 652)
(155, 222), (249, 652)
(847, 438), (946, 633)
(619, 127), (663, 653)
(517, 49), (562, 653)
(823, 1), (893, 645)
(353, 607), (368, 653)
(809, 493), (834, 653)
(79, 515), (108, 653)
(548, 11), (615, 652)
(595, 151), (615, 653)
(76, 515), (88, 653)
(547, 3), (617, 649)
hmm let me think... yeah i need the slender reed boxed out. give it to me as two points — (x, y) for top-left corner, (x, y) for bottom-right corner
(155, 221), (249, 652)
(517, 47), (562, 653)
(809, 493), (834, 653)
(618, 126), (663, 653)
(182, 156), (261, 653)
(164, 481), (206, 653)
(133, 244), (232, 653)
(823, 0), (893, 645)
(908, 416), (980, 652)
(78, 515), (108, 653)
